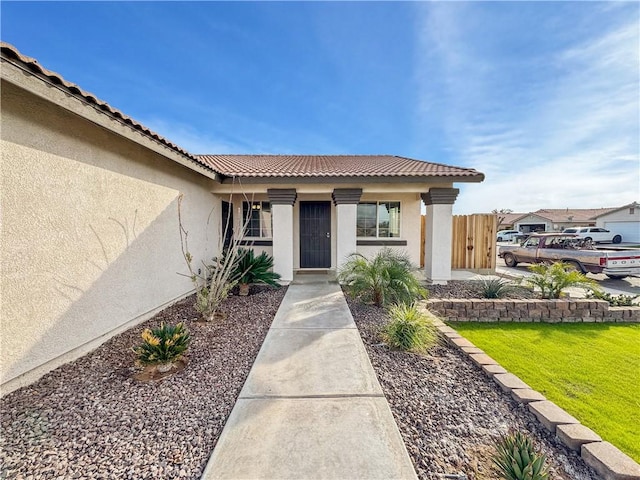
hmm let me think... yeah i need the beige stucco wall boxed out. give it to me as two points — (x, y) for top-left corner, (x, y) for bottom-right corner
(1, 80), (217, 393)
(596, 207), (640, 225)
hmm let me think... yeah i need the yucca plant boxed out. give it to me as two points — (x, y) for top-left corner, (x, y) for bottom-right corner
(478, 278), (519, 299)
(526, 262), (598, 299)
(232, 248), (281, 295)
(383, 302), (438, 352)
(493, 431), (549, 480)
(338, 248), (427, 307)
(132, 322), (191, 370)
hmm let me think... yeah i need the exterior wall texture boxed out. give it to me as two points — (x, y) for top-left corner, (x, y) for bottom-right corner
(1, 80), (217, 392)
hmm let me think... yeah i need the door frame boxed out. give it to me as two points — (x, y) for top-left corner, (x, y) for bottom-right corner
(299, 201), (332, 269)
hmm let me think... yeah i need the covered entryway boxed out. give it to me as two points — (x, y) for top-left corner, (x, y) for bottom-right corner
(300, 201), (331, 268)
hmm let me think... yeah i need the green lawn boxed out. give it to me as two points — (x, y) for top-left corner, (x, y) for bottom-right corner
(449, 322), (640, 462)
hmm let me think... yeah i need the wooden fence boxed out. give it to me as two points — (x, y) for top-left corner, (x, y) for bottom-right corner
(421, 214), (497, 271)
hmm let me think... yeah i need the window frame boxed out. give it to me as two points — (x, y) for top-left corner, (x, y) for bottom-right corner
(356, 201), (401, 239)
(242, 201), (272, 239)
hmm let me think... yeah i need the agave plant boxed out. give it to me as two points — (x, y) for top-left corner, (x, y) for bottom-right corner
(478, 278), (519, 299)
(493, 431), (549, 480)
(132, 322), (190, 368)
(337, 248), (427, 307)
(383, 302), (439, 352)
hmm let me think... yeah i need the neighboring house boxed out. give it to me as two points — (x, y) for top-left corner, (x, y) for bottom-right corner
(0, 42), (484, 393)
(592, 202), (640, 243)
(499, 208), (620, 233)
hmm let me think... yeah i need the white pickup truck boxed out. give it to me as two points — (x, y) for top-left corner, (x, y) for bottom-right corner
(498, 233), (640, 279)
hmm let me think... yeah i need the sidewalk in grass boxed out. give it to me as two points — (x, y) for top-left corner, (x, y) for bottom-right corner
(201, 275), (417, 480)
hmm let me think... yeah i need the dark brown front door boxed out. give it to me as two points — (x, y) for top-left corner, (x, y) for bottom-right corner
(300, 201), (331, 268)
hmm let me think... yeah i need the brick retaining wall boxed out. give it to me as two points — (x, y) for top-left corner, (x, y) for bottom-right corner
(426, 299), (640, 323)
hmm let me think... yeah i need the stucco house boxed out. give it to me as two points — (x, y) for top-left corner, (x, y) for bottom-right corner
(497, 207), (639, 240)
(0, 42), (484, 393)
(592, 202), (640, 243)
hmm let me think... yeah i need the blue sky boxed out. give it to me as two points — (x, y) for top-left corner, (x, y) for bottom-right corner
(2, 1), (638, 214)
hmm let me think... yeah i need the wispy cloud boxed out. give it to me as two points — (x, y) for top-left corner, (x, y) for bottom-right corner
(415, 3), (639, 214)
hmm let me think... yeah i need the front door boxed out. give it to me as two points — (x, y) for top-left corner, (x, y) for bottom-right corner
(300, 201), (331, 268)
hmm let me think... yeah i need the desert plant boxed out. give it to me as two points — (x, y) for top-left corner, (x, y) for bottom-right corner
(178, 192), (252, 321)
(525, 262), (598, 299)
(383, 302), (438, 352)
(478, 278), (519, 299)
(338, 248), (427, 307)
(133, 322), (190, 368)
(232, 248), (281, 295)
(492, 431), (549, 480)
(586, 290), (639, 306)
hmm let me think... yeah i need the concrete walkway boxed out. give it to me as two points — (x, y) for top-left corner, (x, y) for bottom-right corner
(201, 278), (417, 480)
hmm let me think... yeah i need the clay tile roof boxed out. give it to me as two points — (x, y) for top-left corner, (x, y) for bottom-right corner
(197, 154), (485, 180)
(1, 42), (214, 173)
(532, 208), (618, 223)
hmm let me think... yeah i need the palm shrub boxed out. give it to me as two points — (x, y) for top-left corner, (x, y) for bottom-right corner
(383, 302), (438, 352)
(525, 262), (598, 299)
(133, 322), (190, 368)
(493, 431), (549, 480)
(338, 248), (427, 307)
(232, 248), (281, 292)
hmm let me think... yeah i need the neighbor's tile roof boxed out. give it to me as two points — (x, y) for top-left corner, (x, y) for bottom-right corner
(0, 42), (210, 171)
(512, 208), (619, 223)
(197, 154), (485, 180)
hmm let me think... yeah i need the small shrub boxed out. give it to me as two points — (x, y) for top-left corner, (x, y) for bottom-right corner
(338, 248), (427, 307)
(133, 322), (191, 366)
(383, 303), (438, 352)
(526, 262), (597, 299)
(232, 248), (281, 287)
(478, 278), (519, 298)
(493, 431), (549, 480)
(586, 290), (639, 306)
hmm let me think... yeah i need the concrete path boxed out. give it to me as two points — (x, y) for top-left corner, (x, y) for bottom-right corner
(201, 279), (417, 480)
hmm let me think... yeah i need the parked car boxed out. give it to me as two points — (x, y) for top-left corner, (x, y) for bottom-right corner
(498, 233), (639, 279)
(562, 227), (622, 244)
(497, 230), (520, 242)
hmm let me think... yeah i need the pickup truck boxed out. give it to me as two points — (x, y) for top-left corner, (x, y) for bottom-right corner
(498, 233), (640, 279)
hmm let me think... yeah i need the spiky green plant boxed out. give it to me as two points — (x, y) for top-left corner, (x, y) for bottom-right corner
(525, 262), (598, 299)
(132, 322), (191, 366)
(383, 302), (438, 352)
(586, 290), (639, 306)
(493, 432), (549, 480)
(478, 278), (519, 299)
(338, 248), (427, 307)
(232, 248), (281, 287)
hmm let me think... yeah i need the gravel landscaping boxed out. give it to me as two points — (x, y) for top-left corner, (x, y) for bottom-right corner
(0, 287), (286, 480)
(347, 296), (600, 480)
(2, 280), (603, 480)
(425, 280), (537, 299)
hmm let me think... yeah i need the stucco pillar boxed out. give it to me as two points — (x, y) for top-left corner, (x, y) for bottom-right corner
(267, 189), (297, 283)
(421, 188), (459, 285)
(332, 188), (363, 269)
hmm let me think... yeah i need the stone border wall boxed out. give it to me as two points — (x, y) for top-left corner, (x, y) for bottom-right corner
(426, 299), (640, 323)
(430, 318), (640, 480)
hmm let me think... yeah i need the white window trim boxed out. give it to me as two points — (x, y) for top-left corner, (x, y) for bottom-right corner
(356, 201), (402, 239)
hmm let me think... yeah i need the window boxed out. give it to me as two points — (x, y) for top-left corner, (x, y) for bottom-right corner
(357, 202), (401, 238)
(242, 201), (272, 238)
